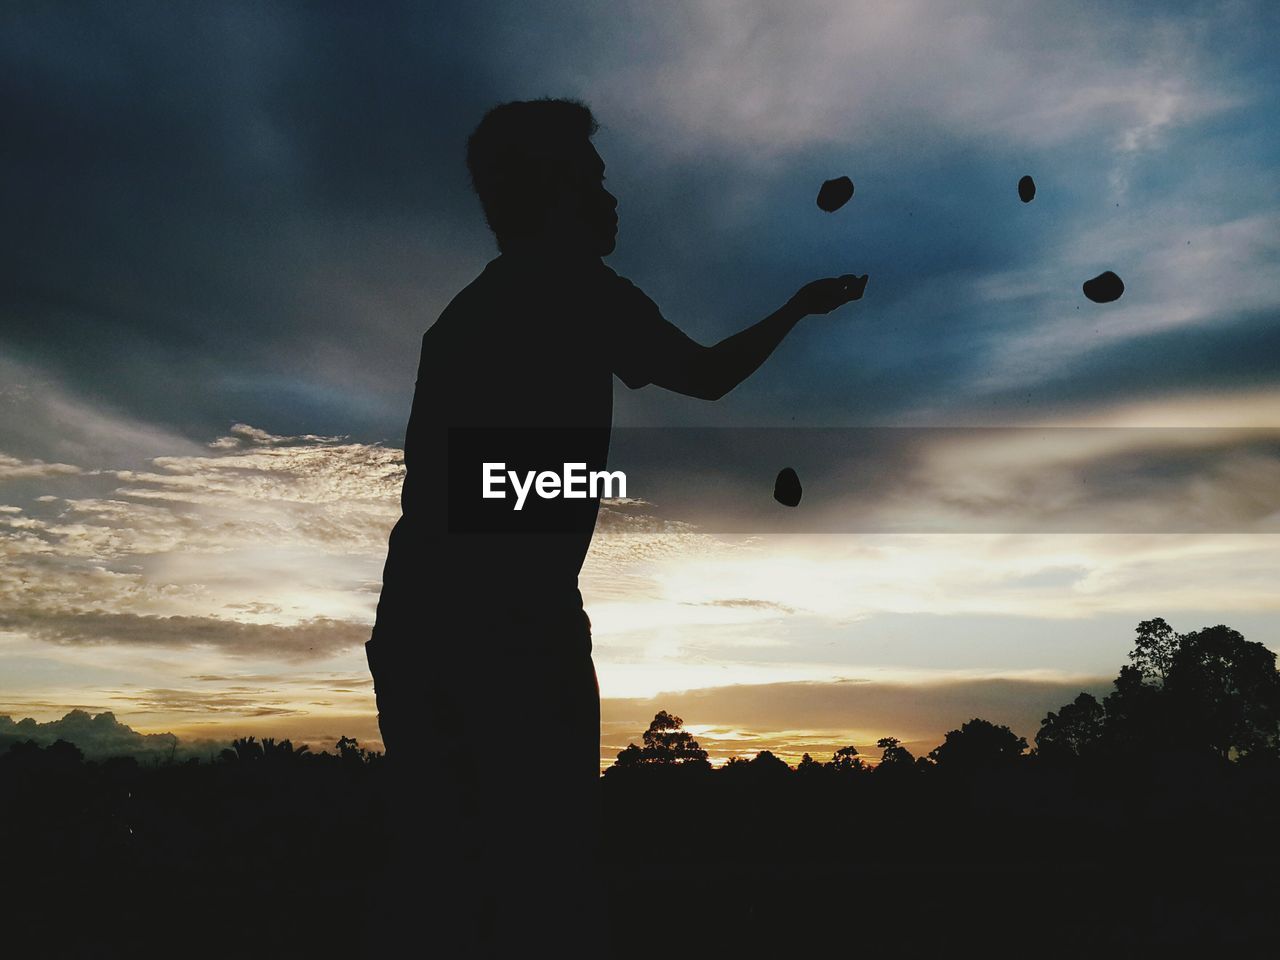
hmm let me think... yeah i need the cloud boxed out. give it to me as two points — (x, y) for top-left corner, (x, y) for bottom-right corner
(1, 2), (494, 439)
(0, 424), (391, 665)
(686, 598), (798, 614)
(182, 673), (373, 691)
(971, 212), (1280, 398)
(109, 688), (309, 718)
(0, 610), (370, 661)
(581, 531), (1280, 707)
(0, 708), (219, 761)
(888, 425), (1280, 534)
(0, 423), (401, 660)
(602, 421), (1280, 535)
(5, 1), (1274, 443)
(0, 454), (81, 480)
(118, 437), (402, 512)
(3, 407), (1277, 687)
(584, 0), (1243, 162)
(0, 356), (203, 468)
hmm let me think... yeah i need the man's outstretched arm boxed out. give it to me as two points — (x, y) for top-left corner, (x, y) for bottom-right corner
(645, 274), (869, 401)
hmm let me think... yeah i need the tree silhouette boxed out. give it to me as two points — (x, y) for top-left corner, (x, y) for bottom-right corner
(875, 737), (915, 769)
(1035, 693), (1105, 762)
(612, 743), (645, 769)
(335, 736), (377, 765)
(641, 711), (709, 764)
(608, 711), (711, 777)
(928, 719), (1027, 772)
(1082, 620), (1280, 761)
(261, 738), (310, 764)
(39, 738), (85, 770)
(1130, 617), (1179, 684)
(228, 736), (264, 763)
(1099, 664), (1171, 756)
(1165, 624), (1280, 760)
(796, 752), (823, 778)
(828, 744), (864, 776)
(720, 749), (792, 783)
(750, 749), (791, 776)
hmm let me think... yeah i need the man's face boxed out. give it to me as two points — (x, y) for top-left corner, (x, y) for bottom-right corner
(551, 142), (618, 257)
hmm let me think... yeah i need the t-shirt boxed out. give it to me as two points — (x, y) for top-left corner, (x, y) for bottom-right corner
(372, 251), (696, 641)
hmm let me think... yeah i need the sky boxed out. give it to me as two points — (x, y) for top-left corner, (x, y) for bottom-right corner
(3, 0), (1279, 767)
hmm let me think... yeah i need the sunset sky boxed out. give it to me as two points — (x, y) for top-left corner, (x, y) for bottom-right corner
(3, 1), (1279, 767)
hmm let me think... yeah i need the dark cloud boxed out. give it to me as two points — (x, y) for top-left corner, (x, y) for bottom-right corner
(5, 1), (1277, 447)
(109, 688), (308, 717)
(976, 308), (1280, 414)
(184, 673), (372, 689)
(0, 610), (369, 660)
(2, 2), (500, 439)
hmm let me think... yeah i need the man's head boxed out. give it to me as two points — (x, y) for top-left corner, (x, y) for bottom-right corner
(466, 99), (618, 257)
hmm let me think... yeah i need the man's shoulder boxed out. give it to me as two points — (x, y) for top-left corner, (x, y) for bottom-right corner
(421, 256), (651, 345)
(422, 259), (506, 339)
(452, 257), (508, 307)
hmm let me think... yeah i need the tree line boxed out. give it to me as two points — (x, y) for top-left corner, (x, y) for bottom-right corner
(605, 618), (1280, 780)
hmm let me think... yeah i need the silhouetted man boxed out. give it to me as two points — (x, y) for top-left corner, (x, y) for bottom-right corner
(364, 98), (866, 957)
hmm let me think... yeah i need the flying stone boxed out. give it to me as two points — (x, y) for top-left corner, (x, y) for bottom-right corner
(773, 467), (802, 507)
(1082, 271), (1124, 303)
(816, 176), (854, 212)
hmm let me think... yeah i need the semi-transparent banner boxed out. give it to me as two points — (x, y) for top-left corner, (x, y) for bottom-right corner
(436, 426), (1280, 534)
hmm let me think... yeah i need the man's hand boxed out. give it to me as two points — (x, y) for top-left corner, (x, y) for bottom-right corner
(787, 274), (869, 316)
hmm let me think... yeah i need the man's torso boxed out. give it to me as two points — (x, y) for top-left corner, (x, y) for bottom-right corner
(377, 253), (628, 634)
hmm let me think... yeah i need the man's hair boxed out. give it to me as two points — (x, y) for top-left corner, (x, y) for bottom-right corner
(465, 98), (599, 252)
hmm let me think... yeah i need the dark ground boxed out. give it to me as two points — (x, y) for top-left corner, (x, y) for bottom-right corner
(4, 746), (1278, 957)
